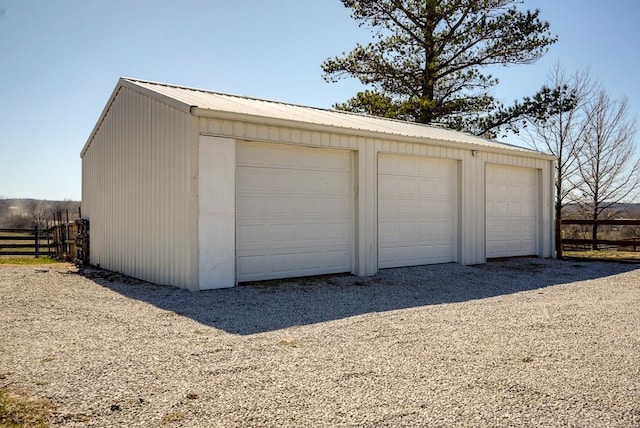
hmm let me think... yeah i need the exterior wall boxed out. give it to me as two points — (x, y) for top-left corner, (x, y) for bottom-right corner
(198, 117), (554, 271)
(82, 86), (199, 289)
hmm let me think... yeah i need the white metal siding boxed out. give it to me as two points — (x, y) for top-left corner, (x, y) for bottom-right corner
(81, 86), (198, 289)
(486, 164), (539, 258)
(378, 154), (458, 268)
(236, 141), (353, 281)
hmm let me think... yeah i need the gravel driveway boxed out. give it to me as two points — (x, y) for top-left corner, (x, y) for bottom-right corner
(1, 259), (639, 427)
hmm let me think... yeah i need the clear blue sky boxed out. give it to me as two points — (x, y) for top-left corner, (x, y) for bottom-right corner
(1, 0), (639, 200)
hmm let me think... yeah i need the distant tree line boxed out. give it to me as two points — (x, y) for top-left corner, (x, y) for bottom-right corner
(0, 198), (81, 229)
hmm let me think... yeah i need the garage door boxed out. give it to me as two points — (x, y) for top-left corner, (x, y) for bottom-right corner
(486, 164), (538, 258)
(378, 154), (458, 268)
(236, 142), (353, 282)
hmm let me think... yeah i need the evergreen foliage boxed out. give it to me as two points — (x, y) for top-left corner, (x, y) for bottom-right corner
(323, 0), (565, 136)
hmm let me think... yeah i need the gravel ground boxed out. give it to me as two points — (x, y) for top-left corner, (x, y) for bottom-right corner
(1, 258), (639, 427)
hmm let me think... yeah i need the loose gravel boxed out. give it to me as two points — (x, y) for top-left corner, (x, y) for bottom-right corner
(1, 258), (639, 427)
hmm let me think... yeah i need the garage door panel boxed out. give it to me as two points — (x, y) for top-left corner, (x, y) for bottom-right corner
(239, 168), (351, 196)
(486, 165), (538, 258)
(378, 154), (458, 269)
(237, 142), (353, 282)
(237, 248), (350, 279)
(239, 142), (351, 170)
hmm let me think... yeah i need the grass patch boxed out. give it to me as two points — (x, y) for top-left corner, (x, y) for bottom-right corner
(161, 411), (186, 425)
(563, 250), (640, 261)
(0, 257), (59, 266)
(0, 387), (53, 427)
(278, 339), (299, 348)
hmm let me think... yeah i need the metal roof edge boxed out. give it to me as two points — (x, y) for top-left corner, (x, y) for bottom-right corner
(120, 77), (195, 113)
(191, 107), (556, 161)
(80, 78), (195, 158)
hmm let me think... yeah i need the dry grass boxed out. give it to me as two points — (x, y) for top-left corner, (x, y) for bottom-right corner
(0, 257), (59, 266)
(0, 387), (53, 428)
(161, 411), (186, 425)
(563, 249), (640, 262)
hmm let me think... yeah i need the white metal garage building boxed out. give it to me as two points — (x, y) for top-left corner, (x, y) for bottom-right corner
(81, 77), (555, 290)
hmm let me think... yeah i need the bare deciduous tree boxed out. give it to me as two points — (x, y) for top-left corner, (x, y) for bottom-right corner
(577, 89), (640, 248)
(526, 65), (593, 221)
(31, 202), (49, 228)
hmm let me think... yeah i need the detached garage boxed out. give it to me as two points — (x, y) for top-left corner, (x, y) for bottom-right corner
(81, 78), (555, 290)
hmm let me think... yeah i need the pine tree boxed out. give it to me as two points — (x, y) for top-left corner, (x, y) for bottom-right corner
(323, 0), (560, 136)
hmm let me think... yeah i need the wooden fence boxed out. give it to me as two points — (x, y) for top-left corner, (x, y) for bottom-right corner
(50, 222), (77, 261)
(556, 219), (640, 258)
(0, 218), (89, 264)
(0, 227), (54, 257)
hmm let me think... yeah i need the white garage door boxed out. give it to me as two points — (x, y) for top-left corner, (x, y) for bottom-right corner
(486, 164), (538, 258)
(236, 142), (353, 282)
(378, 154), (458, 268)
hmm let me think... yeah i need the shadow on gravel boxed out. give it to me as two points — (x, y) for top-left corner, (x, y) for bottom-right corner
(78, 258), (638, 335)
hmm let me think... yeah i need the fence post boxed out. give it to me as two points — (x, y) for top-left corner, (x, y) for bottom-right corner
(35, 225), (40, 259)
(555, 219), (562, 259)
(47, 224), (52, 256)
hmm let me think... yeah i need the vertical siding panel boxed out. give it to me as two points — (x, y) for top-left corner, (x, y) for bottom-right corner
(116, 97), (123, 273)
(81, 86), (195, 288)
(233, 121), (244, 139)
(169, 108), (178, 284)
(160, 105), (169, 284)
(135, 91), (143, 279)
(425, 146), (435, 156)
(162, 102), (171, 282)
(156, 101), (163, 284)
(106, 109), (113, 269)
(344, 136), (350, 149)
(128, 91), (136, 278)
(144, 95), (153, 282)
(173, 109), (182, 284)
(121, 92), (128, 274)
(160, 101), (169, 284)
(153, 100), (162, 284)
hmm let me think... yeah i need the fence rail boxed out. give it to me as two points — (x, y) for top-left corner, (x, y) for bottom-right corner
(561, 219), (640, 226)
(557, 219), (640, 258)
(0, 227), (54, 257)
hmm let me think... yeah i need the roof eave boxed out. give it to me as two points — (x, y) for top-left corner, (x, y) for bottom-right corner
(191, 107), (556, 161)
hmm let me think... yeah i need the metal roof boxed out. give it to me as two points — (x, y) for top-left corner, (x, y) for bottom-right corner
(89, 77), (551, 157)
